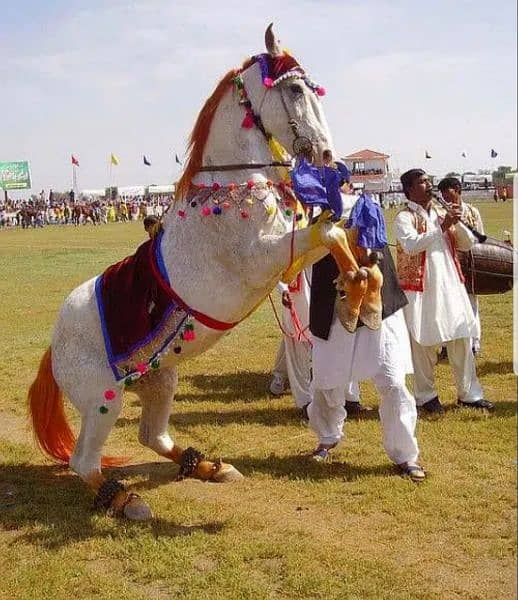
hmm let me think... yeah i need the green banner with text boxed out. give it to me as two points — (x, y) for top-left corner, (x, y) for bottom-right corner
(0, 161), (32, 190)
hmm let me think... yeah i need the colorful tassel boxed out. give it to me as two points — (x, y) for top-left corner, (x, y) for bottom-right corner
(241, 110), (254, 129)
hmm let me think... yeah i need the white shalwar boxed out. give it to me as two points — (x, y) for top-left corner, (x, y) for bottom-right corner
(273, 271), (312, 409)
(394, 201), (483, 404)
(309, 309), (419, 465)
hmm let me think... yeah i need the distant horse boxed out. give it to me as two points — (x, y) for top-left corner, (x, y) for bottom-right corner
(17, 206), (37, 228)
(71, 204), (101, 226)
(28, 25), (378, 520)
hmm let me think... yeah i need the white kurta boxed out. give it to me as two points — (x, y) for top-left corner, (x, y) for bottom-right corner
(274, 271), (312, 408)
(394, 201), (477, 346)
(311, 309), (413, 390)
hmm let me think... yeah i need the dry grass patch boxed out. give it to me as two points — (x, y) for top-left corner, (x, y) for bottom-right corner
(0, 203), (515, 599)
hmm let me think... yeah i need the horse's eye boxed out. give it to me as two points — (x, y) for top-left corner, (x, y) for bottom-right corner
(289, 83), (303, 96)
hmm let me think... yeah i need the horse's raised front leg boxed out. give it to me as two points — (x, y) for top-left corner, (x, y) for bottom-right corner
(314, 219), (373, 332)
(136, 367), (243, 483)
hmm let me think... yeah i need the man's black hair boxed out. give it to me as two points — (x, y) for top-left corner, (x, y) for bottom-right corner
(438, 177), (462, 193)
(143, 215), (160, 228)
(400, 169), (426, 199)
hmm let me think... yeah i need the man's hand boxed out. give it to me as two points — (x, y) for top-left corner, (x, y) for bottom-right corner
(441, 205), (462, 231)
(281, 291), (293, 308)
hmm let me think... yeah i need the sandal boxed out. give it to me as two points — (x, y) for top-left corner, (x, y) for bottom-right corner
(398, 462), (426, 482)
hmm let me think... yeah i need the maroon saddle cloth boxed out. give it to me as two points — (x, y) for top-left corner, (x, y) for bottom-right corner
(95, 236), (187, 381)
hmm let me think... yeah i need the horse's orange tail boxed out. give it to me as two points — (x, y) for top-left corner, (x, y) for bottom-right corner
(28, 347), (75, 463)
(28, 348), (126, 467)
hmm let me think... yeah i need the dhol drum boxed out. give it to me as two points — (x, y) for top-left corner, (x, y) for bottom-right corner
(458, 236), (514, 295)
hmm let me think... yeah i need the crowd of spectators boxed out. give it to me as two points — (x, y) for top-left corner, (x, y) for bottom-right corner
(0, 191), (173, 229)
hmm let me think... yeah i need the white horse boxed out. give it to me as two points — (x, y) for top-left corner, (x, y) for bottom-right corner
(28, 25), (374, 520)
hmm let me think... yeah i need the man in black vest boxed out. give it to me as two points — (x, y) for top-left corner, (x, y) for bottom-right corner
(308, 210), (426, 481)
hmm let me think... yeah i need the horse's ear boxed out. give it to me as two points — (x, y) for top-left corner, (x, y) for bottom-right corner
(265, 23), (281, 56)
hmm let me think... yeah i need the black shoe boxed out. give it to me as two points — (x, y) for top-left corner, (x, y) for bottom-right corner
(345, 400), (374, 418)
(420, 397), (444, 414)
(437, 347), (448, 363)
(457, 398), (495, 411)
(300, 404), (309, 422)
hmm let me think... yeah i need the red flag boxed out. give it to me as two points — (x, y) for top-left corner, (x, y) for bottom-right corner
(71, 154), (79, 166)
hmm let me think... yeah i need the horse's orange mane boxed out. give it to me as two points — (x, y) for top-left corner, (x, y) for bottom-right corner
(175, 58), (254, 200)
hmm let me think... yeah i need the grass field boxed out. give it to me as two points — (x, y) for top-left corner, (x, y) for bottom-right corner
(0, 202), (515, 599)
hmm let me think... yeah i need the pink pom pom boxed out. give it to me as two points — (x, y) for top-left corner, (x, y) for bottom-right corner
(183, 330), (196, 341)
(263, 77), (274, 88)
(222, 201), (231, 209)
(316, 86), (326, 97)
(104, 389), (116, 401)
(247, 180), (254, 189)
(212, 182), (221, 191)
(228, 183), (237, 191)
(177, 209), (186, 218)
(240, 210), (249, 219)
(136, 362), (148, 374)
(201, 206), (211, 216)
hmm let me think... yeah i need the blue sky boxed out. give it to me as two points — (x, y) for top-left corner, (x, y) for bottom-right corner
(1, 0), (516, 192)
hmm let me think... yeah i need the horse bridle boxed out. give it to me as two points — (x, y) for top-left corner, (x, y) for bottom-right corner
(199, 72), (315, 174)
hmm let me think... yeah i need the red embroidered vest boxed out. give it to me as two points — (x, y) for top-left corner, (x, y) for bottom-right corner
(396, 207), (465, 292)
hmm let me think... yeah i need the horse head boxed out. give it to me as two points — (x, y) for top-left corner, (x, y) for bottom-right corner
(239, 23), (333, 165)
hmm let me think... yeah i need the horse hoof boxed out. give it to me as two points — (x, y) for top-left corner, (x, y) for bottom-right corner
(335, 296), (360, 333)
(359, 305), (382, 330)
(123, 497), (153, 521)
(355, 268), (369, 281)
(367, 251), (383, 266)
(212, 464), (244, 483)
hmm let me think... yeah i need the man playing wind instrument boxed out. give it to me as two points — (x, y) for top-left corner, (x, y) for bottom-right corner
(394, 169), (493, 415)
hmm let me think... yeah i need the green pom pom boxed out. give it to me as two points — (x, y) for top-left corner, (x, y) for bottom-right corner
(285, 209), (293, 217)
(99, 405), (109, 414)
(125, 378), (133, 388)
(151, 359), (160, 370)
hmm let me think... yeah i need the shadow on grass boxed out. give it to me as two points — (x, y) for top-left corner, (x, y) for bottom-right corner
(176, 371), (273, 403)
(417, 400), (517, 419)
(116, 406), (301, 430)
(0, 463), (225, 549)
(477, 360), (515, 377)
(230, 453), (396, 482)
(107, 455), (395, 486)
(126, 371), (275, 409)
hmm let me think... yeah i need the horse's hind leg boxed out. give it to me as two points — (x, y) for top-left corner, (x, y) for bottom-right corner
(67, 387), (152, 520)
(136, 367), (243, 482)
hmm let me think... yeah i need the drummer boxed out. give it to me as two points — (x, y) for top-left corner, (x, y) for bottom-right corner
(438, 177), (484, 355)
(394, 169), (494, 413)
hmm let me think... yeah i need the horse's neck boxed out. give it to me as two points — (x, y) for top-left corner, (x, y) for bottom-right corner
(192, 88), (281, 186)
(160, 85), (289, 323)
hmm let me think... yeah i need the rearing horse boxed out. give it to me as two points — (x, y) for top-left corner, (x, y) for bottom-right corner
(28, 25), (377, 520)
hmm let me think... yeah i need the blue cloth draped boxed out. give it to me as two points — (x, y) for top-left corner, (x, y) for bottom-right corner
(346, 193), (388, 249)
(335, 161), (351, 183)
(290, 159), (343, 217)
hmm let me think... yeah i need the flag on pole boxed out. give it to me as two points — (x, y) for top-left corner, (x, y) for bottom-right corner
(425, 150), (432, 159)
(490, 149), (498, 158)
(71, 154), (79, 166)
(175, 153), (182, 165)
(143, 155), (151, 166)
(461, 151), (467, 158)
(110, 153), (120, 166)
